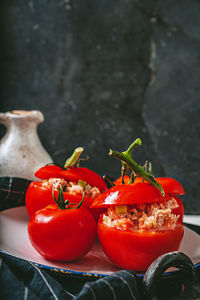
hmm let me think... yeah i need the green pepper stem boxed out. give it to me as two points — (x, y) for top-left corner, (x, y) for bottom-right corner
(64, 147), (84, 169)
(109, 138), (165, 196)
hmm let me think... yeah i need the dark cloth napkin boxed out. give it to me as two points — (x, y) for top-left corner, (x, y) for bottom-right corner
(0, 251), (142, 300)
(0, 177), (31, 211)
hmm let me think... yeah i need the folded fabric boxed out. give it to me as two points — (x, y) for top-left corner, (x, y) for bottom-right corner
(0, 252), (142, 300)
(0, 177), (31, 211)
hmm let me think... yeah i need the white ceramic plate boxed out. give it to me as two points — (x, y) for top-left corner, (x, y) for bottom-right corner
(184, 215), (200, 226)
(0, 207), (200, 278)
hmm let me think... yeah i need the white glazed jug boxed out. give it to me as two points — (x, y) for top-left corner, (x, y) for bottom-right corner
(0, 110), (53, 180)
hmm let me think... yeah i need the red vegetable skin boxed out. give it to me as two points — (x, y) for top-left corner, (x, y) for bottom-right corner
(34, 165), (63, 180)
(95, 139), (185, 271)
(91, 182), (184, 271)
(26, 165), (107, 218)
(25, 181), (103, 219)
(112, 177), (185, 221)
(91, 183), (172, 208)
(114, 176), (185, 196)
(26, 182), (53, 217)
(156, 177), (185, 195)
(97, 216), (184, 271)
(91, 184), (184, 221)
(28, 204), (96, 261)
(172, 195), (184, 222)
(35, 165), (107, 193)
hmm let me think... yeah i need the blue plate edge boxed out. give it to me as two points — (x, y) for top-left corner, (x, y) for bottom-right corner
(1, 247), (200, 280)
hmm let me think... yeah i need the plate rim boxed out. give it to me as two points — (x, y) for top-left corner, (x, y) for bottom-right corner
(1, 206), (200, 279)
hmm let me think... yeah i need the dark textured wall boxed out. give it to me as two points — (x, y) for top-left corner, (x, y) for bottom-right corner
(0, 0), (199, 213)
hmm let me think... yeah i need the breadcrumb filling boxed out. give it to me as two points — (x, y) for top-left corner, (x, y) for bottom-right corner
(103, 199), (179, 231)
(42, 177), (101, 199)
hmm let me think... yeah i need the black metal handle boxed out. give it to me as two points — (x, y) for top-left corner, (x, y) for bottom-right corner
(143, 251), (195, 299)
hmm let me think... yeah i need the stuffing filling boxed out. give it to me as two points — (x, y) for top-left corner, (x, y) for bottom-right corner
(42, 178), (101, 199)
(103, 198), (180, 231)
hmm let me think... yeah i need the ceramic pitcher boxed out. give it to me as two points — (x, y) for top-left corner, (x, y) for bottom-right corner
(0, 110), (53, 180)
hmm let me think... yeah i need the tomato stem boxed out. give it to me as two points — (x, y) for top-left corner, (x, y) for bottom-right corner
(52, 187), (85, 209)
(76, 194), (85, 209)
(109, 138), (165, 195)
(52, 187), (66, 209)
(103, 175), (115, 187)
(148, 162), (153, 174)
(64, 147), (84, 169)
(124, 138), (142, 159)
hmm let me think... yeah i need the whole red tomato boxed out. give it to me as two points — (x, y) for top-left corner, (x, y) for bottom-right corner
(91, 182), (184, 271)
(26, 164), (107, 219)
(28, 194), (96, 261)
